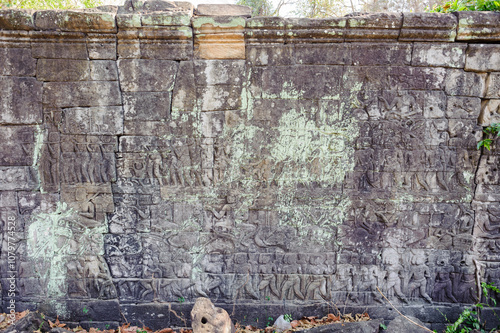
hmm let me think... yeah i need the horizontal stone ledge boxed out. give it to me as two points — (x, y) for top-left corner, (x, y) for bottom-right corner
(456, 11), (500, 41)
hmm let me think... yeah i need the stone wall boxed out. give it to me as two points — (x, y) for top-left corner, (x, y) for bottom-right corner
(1, 1), (500, 330)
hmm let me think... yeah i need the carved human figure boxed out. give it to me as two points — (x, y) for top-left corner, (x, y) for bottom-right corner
(432, 254), (458, 303)
(453, 254), (478, 304)
(83, 256), (117, 299)
(75, 188), (101, 227)
(213, 138), (230, 185)
(407, 250), (432, 303)
(379, 91), (421, 120)
(232, 253), (259, 300)
(138, 250), (162, 301)
(381, 249), (408, 303)
(332, 264), (357, 303)
(353, 266), (383, 304)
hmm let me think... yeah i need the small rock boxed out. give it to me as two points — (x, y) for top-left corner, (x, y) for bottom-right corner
(273, 315), (292, 332)
(2, 312), (51, 333)
(385, 316), (430, 333)
(191, 297), (235, 333)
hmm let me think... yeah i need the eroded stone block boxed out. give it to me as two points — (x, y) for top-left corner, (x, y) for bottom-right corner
(36, 59), (90, 82)
(412, 43), (467, 68)
(193, 16), (245, 60)
(123, 92), (171, 121)
(195, 4), (251, 17)
(117, 59), (178, 92)
(0, 77), (42, 124)
(479, 99), (500, 126)
(43, 81), (121, 107)
(0, 48), (35, 76)
(445, 69), (487, 97)
(466, 44), (500, 72)
(61, 106), (123, 135)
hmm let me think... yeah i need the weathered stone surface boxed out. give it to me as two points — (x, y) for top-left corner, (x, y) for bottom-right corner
(198, 85), (242, 111)
(89, 60), (119, 81)
(191, 297), (235, 333)
(248, 45), (294, 66)
(446, 96), (481, 119)
(400, 12), (457, 42)
(36, 59), (90, 82)
(31, 31), (88, 59)
(351, 43), (411, 66)
(172, 60), (197, 112)
(34, 10), (117, 33)
(193, 16), (245, 59)
(43, 81), (121, 107)
(385, 316), (429, 333)
(0, 126), (36, 166)
(123, 92), (171, 121)
(0, 47), (36, 76)
(456, 11), (500, 41)
(0, 9), (34, 30)
(61, 106), (123, 135)
(445, 69), (487, 97)
(465, 44), (500, 72)
(346, 13), (402, 41)
(411, 43), (467, 68)
(246, 17), (285, 44)
(117, 59), (178, 91)
(0, 77), (42, 124)
(195, 4), (251, 17)
(285, 17), (345, 43)
(0, 167), (38, 190)
(479, 99), (500, 126)
(141, 12), (191, 26)
(193, 60), (245, 85)
(87, 33), (117, 60)
(486, 73), (500, 99)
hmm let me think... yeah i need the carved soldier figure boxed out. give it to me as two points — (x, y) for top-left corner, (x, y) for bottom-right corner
(407, 250), (432, 303)
(433, 254), (458, 303)
(381, 249), (408, 303)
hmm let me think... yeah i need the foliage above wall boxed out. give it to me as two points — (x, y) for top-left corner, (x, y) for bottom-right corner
(429, 0), (500, 12)
(0, 0), (102, 10)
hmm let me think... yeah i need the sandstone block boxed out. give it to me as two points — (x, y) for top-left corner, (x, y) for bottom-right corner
(284, 17), (345, 43)
(0, 126), (36, 166)
(0, 167), (38, 191)
(90, 60), (118, 81)
(412, 43), (467, 68)
(0, 77), (42, 124)
(43, 81), (121, 107)
(34, 10), (117, 33)
(195, 4), (251, 17)
(31, 32), (88, 59)
(193, 60), (245, 85)
(456, 11), (500, 41)
(61, 106), (123, 135)
(246, 17), (285, 44)
(346, 13), (402, 42)
(351, 43), (411, 66)
(172, 61), (196, 112)
(87, 33), (117, 60)
(386, 316), (429, 333)
(36, 59), (90, 82)
(486, 73), (500, 99)
(141, 12), (191, 26)
(445, 69), (487, 97)
(117, 59), (179, 91)
(198, 85), (242, 111)
(193, 16), (245, 60)
(191, 297), (235, 333)
(262, 65), (342, 99)
(294, 44), (349, 65)
(247, 45), (293, 66)
(465, 44), (500, 72)
(0, 9), (34, 30)
(446, 96), (481, 119)
(400, 12), (457, 42)
(479, 99), (500, 126)
(0, 47), (35, 76)
(123, 92), (171, 121)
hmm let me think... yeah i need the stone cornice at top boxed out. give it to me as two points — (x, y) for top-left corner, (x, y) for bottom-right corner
(0, 0), (499, 42)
